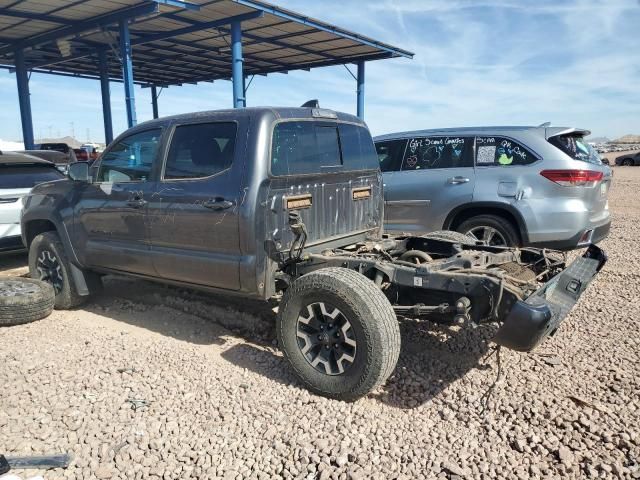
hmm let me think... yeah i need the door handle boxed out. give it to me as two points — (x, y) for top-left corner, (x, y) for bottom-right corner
(126, 199), (147, 208)
(203, 198), (234, 211)
(447, 176), (470, 185)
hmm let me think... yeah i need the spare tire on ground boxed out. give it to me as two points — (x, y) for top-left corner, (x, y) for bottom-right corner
(0, 277), (55, 326)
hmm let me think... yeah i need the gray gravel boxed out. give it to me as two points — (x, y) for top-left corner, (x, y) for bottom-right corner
(1, 168), (639, 480)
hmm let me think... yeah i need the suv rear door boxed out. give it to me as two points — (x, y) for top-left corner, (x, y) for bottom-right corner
(146, 119), (246, 290)
(382, 136), (475, 234)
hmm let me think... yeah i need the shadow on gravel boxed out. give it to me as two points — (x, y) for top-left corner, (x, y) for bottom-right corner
(83, 276), (499, 408)
(83, 275), (277, 346)
(372, 319), (498, 409)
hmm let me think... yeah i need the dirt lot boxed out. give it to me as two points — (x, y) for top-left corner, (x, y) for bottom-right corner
(1, 169), (639, 480)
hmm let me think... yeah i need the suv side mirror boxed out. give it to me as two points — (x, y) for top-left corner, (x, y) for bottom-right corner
(68, 162), (90, 182)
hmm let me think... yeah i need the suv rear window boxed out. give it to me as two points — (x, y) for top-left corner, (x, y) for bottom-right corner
(271, 121), (377, 176)
(0, 165), (64, 188)
(549, 134), (602, 165)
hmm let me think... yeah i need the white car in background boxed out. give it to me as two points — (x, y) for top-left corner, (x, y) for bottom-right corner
(0, 151), (65, 251)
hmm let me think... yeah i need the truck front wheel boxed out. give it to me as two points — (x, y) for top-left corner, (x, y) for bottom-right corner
(28, 232), (101, 309)
(277, 267), (400, 401)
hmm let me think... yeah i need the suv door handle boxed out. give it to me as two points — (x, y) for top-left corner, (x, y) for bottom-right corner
(447, 176), (470, 185)
(203, 198), (234, 211)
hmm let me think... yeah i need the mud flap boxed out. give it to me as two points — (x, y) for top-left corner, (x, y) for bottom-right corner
(493, 244), (607, 351)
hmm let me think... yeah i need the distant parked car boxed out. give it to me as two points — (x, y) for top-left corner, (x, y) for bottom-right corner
(614, 151), (640, 166)
(23, 149), (72, 174)
(35, 143), (77, 163)
(375, 126), (612, 250)
(80, 143), (101, 161)
(73, 148), (90, 162)
(0, 151), (65, 251)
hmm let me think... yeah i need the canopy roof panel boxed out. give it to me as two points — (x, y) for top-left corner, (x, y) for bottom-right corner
(0, 0), (413, 87)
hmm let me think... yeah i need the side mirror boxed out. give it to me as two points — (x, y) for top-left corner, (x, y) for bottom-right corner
(68, 162), (90, 182)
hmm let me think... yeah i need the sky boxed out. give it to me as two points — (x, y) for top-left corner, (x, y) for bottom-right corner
(1, 0), (639, 144)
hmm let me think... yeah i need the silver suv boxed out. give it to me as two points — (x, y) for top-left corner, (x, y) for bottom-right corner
(375, 126), (612, 250)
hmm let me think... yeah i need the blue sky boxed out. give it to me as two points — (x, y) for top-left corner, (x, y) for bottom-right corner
(1, 0), (639, 144)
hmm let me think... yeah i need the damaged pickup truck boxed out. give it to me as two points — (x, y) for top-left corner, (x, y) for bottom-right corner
(21, 107), (606, 400)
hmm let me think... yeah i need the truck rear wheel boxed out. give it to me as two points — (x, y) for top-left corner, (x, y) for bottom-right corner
(277, 267), (400, 401)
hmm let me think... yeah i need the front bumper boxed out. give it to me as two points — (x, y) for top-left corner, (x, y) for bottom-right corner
(493, 244), (607, 351)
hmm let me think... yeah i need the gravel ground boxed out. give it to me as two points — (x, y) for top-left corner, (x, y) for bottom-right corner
(1, 168), (639, 480)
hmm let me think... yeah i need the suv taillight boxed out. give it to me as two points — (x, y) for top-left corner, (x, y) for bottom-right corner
(540, 169), (603, 187)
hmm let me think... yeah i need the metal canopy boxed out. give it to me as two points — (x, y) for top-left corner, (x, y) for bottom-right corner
(0, 0), (413, 149)
(0, 0), (413, 87)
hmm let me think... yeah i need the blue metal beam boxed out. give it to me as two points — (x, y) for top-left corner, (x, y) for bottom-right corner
(119, 20), (137, 127)
(230, 0), (414, 59)
(151, 85), (159, 119)
(356, 61), (365, 120)
(98, 50), (114, 145)
(21, 11), (264, 72)
(131, 10), (262, 46)
(231, 20), (244, 108)
(0, 8), (75, 25)
(0, 63), (146, 85)
(0, 2), (160, 56)
(14, 49), (34, 149)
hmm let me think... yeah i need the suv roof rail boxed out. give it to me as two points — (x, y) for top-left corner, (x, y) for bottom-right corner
(301, 99), (320, 108)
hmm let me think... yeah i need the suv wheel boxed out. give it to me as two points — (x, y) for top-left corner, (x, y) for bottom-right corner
(29, 231), (101, 309)
(623, 158), (633, 166)
(456, 214), (520, 247)
(277, 267), (400, 401)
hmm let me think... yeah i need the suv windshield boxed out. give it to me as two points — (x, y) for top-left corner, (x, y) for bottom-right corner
(271, 121), (377, 175)
(549, 134), (602, 165)
(0, 165), (64, 188)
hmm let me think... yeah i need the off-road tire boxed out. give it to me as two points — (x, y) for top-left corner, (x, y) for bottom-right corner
(29, 231), (100, 309)
(0, 277), (55, 326)
(623, 158), (633, 167)
(456, 215), (520, 247)
(277, 267), (400, 401)
(422, 230), (477, 246)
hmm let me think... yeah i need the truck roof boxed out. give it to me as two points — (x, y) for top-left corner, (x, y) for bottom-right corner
(127, 107), (364, 136)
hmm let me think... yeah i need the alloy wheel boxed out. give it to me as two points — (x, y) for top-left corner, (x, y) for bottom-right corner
(465, 226), (508, 247)
(296, 302), (357, 375)
(36, 249), (64, 293)
(0, 280), (40, 297)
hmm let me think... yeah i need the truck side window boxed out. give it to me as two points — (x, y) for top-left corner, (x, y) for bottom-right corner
(164, 122), (237, 180)
(375, 139), (407, 172)
(476, 136), (537, 166)
(401, 137), (473, 171)
(97, 129), (161, 182)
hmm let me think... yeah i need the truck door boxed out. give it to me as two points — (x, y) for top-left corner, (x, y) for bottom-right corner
(73, 128), (161, 275)
(383, 136), (475, 234)
(146, 120), (244, 290)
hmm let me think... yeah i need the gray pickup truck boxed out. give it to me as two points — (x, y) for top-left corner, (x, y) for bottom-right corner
(21, 107), (606, 400)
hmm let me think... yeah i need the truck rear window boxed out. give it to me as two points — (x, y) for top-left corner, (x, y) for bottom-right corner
(0, 165), (64, 189)
(549, 134), (602, 165)
(271, 121), (377, 176)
